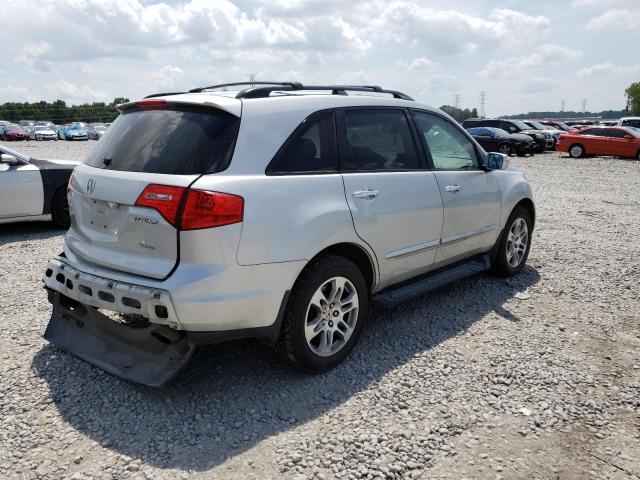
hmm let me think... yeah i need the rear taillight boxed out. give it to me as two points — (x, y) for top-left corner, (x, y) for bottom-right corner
(135, 184), (243, 230)
(181, 190), (244, 230)
(135, 184), (185, 226)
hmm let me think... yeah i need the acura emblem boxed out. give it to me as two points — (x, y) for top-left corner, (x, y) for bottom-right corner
(86, 178), (96, 194)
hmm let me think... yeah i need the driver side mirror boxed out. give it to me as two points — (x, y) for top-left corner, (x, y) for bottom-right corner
(0, 153), (19, 165)
(486, 152), (510, 170)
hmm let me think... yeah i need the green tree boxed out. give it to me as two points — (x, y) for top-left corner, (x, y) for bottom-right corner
(625, 82), (640, 115)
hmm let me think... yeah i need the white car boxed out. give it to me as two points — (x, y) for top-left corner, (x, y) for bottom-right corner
(29, 125), (58, 141)
(0, 145), (77, 227)
(42, 82), (535, 386)
(617, 117), (640, 129)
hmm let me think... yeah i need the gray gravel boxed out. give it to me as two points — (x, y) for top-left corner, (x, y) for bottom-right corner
(1, 144), (639, 480)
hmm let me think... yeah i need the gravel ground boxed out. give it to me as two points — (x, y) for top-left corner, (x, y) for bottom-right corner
(1, 143), (639, 480)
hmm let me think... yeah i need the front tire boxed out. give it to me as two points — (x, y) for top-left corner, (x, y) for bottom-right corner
(278, 256), (368, 372)
(498, 143), (512, 156)
(569, 144), (585, 158)
(491, 207), (532, 277)
(51, 188), (70, 228)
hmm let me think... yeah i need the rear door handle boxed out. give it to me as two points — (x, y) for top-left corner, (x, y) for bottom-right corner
(352, 189), (379, 200)
(444, 184), (461, 192)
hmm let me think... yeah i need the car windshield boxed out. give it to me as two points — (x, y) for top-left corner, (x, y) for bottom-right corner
(622, 127), (640, 138)
(512, 120), (531, 130)
(35, 126), (48, 131)
(526, 121), (547, 130)
(489, 128), (509, 137)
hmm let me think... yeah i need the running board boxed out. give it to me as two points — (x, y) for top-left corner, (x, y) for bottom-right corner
(372, 255), (491, 307)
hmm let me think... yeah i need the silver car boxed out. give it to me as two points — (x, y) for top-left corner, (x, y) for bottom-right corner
(42, 82), (535, 386)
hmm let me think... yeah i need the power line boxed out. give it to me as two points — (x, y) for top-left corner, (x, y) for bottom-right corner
(581, 99), (587, 115)
(454, 94), (460, 109)
(561, 100), (565, 112)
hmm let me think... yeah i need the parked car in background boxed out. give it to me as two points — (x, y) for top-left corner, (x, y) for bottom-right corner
(465, 127), (535, 156)
(0, 144), (77, 227)
(29, 125), (58, 141)
(565, 120), (598, 127)
(87, 125), (107, 140)
(40, 81), (535, 386)
(600, 120), (618, 127)
(58, 124), (88, 141)
(522, 120), (563, 147)
(556, 127), (640, 159)
(538, 120), (574, 132)
(1, 124), (30, 141)
(462, 118), (551, 152)
(617, 117), (640, 129)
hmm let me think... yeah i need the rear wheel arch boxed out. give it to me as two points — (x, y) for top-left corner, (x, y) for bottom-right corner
(304, 242), (377, 293)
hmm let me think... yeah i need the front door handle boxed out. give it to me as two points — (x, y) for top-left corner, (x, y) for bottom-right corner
(352, 189), (379, 200)
(444, 184), (461, 192)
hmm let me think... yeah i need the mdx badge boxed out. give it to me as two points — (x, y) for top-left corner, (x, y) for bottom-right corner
(86, 178), (96, 194)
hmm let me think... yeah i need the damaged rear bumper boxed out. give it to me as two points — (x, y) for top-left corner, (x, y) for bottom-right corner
(44, 289), (195, 387)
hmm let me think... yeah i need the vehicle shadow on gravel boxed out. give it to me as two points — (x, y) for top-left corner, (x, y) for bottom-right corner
(0, 222), (64, 246)
(31, 266), (540, 471)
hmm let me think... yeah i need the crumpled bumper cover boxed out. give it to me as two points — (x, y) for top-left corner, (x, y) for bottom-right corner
(44, 290), (195, 387)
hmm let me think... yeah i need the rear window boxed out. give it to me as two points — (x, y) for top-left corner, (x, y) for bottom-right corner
(622, 119), (640, 128)
(84, 106), (240, 174)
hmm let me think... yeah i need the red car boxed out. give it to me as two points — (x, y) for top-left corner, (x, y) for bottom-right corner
(556, 127), (640, 159)
(1, 126), (30, 141)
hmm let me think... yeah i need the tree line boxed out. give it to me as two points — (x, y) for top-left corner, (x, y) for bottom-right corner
(0, 98), (129, 124)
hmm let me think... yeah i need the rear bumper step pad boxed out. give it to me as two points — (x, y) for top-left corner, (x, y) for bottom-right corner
(44, 290), (195, 387)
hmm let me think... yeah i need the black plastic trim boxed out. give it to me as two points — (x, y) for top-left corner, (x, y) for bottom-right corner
(188, 290), (291, 346)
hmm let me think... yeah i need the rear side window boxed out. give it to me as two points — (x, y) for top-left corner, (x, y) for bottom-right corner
(340, 109), (421, 171)
(622, 119), (640, 128)
(84, 106), (240, 174)
(267, 111), (337, 174)
(605, 128), (625, 138)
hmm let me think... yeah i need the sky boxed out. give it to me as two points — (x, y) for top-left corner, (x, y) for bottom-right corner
(1, 0), (639, 116)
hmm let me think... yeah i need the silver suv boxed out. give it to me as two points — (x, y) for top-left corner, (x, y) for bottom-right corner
(43, 82), (535, 386)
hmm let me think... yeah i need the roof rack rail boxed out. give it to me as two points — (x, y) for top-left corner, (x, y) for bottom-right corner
(235, 84), (414, 101)
(188, 82), (302, 93)
(143, 82), (414, 101)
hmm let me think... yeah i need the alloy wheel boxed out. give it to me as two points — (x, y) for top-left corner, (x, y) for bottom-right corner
(304, 276), (359, 357)
(506, 218), (528, 268)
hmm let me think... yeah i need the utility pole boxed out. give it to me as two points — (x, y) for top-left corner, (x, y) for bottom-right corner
(560, 100), (565, 113)
(479, 91), (486, 119)
(581, 98), (587, 116)
(454, 94), (460, 109)
(247, 72), (258, 86)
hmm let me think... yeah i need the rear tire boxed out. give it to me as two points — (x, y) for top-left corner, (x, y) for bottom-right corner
(51, 188), (70, 228)
(569, 144), (585, 158)
(491, 207), (532, 277)
(277, 256), (368, 373)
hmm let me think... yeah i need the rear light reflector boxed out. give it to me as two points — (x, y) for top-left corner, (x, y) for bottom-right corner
(181, 190), (244, 230)
(135, 184), (185, 227)
(135, 185), (243, 230)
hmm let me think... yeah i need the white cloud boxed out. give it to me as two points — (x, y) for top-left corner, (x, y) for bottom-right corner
(369, 4), (550, 55)
(45, 80), (111, 103)
(396, 57), (435, 70)
(479, 44), (582, 79)
(578, 63), (640, 77)
(586, 9), (640, 31)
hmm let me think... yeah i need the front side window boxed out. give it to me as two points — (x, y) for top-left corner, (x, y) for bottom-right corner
(340, 109), (421, 171)
(413, 111), (478, 170)
(267, 111), (337, 174)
